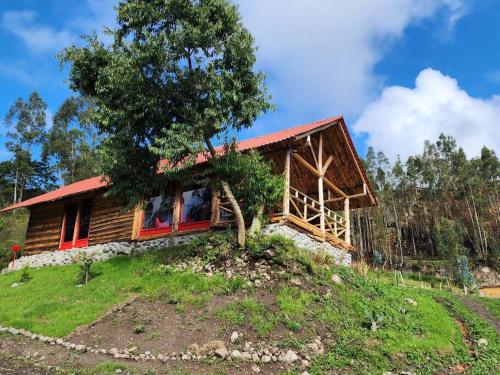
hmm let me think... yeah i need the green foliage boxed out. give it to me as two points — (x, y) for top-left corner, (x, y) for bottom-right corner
(0, 209), (28, 270)
(42, 97), (100, 185)
(76, 253), (95, 285)
(133, 324), (145, 334)
(372, 250), (384, 267)
(246, 234), (314, 274)
(19, 267), (32, 283)
(453, 255), (475, 289)
(188, 230), (238, 265)
(60, 0), (271, 207)
(433, 218), (468, 259)
(213, 149), (284, 220)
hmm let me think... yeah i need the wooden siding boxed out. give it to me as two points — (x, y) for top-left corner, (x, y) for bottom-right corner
(88, 194), (135, 245)
(24, 201), (65, 255)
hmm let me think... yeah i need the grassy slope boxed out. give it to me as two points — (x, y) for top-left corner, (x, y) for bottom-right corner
(0, 244), (498, 374)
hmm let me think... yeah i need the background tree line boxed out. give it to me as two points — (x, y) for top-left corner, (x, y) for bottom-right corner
(352, 134), (499, 270)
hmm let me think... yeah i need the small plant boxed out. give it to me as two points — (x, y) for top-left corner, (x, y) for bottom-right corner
(352, 260), (370, 277)
(76, 253), (95, 285)
(454, 255), (476, 291)
(19, 267), (32, 283)
(372, 250), (384, 268)
(133, 324), (145, 334)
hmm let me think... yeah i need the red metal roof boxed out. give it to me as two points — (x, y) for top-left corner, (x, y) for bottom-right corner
(1, 115), (361, 212)
(0, 176), (109, 212)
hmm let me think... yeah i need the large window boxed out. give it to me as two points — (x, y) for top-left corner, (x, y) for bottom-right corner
(60, 200), (93, 250)
(179, 188), (212, 230)
(139, 194), (174, 236)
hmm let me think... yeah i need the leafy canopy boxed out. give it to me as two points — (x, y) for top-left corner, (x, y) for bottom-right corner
(60, 0), (271, 205)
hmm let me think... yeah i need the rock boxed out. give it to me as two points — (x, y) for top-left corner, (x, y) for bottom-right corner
(261, 355), (271, 363)
(251, 365), (261, 373)
(230, 331), (239, 343)
(480, 266), (490, 274)
(75, 345), (86, 353)
(189, 343), (201, 354)
(254, 279), (262, 287)
(331, 274), (342, 284)
(405, 298), (418, 306)
(202, 340), (226, 353)
(231, 350), (251, 360)
(115, 369), (122, 374)
(290, 278), (302, 286)
(10, 282), (22, 288)
(300, 372), (310, 375)
(215, 347), (229, 358)
(477, 338), (488, 347)
(280, 350), (299, 363)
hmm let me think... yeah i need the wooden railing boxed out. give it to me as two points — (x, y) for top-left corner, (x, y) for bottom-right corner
(288, 186), (347, 241)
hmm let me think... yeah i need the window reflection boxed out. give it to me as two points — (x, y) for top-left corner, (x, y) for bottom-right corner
(143, 194), (174, 230)
(180, 188), (211, 224)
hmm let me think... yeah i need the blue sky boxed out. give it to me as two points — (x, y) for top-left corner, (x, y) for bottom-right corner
(0, 0), (499, 165)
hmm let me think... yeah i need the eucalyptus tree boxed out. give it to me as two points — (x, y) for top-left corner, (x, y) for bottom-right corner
(60, 0), (271, 246)
(43, 97), (100, 184)
(3, 92), (48, 203)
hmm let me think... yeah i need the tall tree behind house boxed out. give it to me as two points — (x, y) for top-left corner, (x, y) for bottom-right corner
(355, 134), (499, 267)
(3, 92), (55, 203)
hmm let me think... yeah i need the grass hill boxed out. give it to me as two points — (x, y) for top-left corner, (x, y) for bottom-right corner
(0, 233), (498, 375)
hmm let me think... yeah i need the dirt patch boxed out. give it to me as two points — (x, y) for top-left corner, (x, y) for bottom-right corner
(459, 295), (500, 333)
(67, 287), (319, 356)
(0, 333), (288, 375)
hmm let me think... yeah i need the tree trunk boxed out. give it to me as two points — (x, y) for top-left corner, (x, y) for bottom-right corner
(205, 138), (247, 247)
(249, 205), (265, 237)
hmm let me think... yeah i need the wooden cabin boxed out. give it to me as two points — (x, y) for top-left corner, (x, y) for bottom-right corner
(1, 116), (376, 255)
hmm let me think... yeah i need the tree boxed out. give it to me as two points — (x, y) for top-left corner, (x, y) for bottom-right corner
(60, 0), (271, 247)
(213, 149), (284, 235)
(43, 97), (100, 184)
(3, 92), (50, 203)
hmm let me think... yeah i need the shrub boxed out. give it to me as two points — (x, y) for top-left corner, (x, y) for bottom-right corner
(372, 250), (384, 267)
(246, 234), (314, 274)
(76, 253), (95, 285)
(0, 247), (12, 270)
(133, 325), (145, 334)
(19, 267), (32, 283)
(454, 255), (475, 289)
(189, 230), (237, 264)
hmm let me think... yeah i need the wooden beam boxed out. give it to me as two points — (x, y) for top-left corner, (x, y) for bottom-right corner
(292, 152), (348, 198)
(323, 154), (334, 173)
(318, 133), (325, 237)
(306, 135), (319, 168)
(294, 120), (340, 140)
(324, 191), (367, 204)
(344, 197), (351, 245)
(130, 204), (143, 240)
(338, 123), (376, 205)
(283, 149), (291, 217)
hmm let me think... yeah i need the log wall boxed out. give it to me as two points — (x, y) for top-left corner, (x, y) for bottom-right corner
(23, 192), (135, 255)
(88, 194), (135, 245)
(24, 201), (65, 255)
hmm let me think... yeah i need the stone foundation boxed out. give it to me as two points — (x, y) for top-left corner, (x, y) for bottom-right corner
(262, 223), (351, 266)
(4, 224), (350, 272)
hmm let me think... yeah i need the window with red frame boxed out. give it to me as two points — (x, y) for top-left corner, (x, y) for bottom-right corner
(60, 200), (92, 250)
(179, 188), (212, 230)
(139, 193), (174, 236)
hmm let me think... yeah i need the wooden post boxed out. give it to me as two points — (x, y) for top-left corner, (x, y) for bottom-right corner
(344, 197), (351, 245)
(318, 133), (325, 238)
(210, 190), (220, 225)
(172, 185), (182, 232)
(283, 149), (291, 217)
(131, 203), (143, 240)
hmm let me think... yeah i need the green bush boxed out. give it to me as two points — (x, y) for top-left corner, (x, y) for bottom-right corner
(454, 255), (475, 289)
(76, 253), (96, 285)
(19, 267), (32, 283)
(0, 247), (12, 270)
(189, 230), (237, 264)
(246, 234), (314, 274)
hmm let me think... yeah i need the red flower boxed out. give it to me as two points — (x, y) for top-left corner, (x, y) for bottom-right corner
(11, 244), (21, 252)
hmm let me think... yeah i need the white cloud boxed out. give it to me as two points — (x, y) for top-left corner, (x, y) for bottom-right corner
(353, 68), (500, 161)
(0, 62), (37, 85)
(1, 11), (75, 53)
(238, 0), (467, 118)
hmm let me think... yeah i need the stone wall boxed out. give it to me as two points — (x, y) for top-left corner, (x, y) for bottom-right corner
(4, 224), (351, 272)
(262, 224), (351, 266)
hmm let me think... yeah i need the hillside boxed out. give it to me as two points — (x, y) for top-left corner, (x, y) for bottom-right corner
(0, 233), (498, 375)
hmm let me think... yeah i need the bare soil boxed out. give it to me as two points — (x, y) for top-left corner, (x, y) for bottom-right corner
(459, 295), (500, 333)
